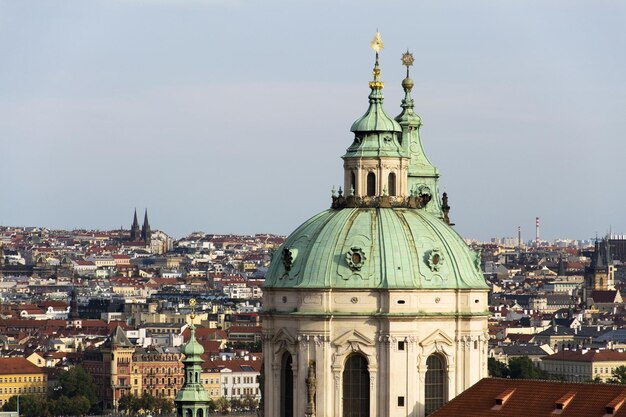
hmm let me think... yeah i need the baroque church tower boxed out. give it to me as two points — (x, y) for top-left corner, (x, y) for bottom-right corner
(261, 34), (489, 417)
(175, 299), (211, 417)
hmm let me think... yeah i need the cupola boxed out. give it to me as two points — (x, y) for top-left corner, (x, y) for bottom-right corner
(343, 32), (409, 200)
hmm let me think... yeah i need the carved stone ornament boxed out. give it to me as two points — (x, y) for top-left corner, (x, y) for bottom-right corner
(345, 247), (366, 271)
(426, 249), (444, 272)
(473, 249), (482, 272)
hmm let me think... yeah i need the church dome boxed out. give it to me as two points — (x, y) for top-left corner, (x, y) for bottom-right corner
(264, 207), (487, 290)
(263, 40), (487, 293)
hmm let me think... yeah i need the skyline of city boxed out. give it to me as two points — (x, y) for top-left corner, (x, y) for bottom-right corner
(0, 217), (618, 245)
(2, 1), (626, 241)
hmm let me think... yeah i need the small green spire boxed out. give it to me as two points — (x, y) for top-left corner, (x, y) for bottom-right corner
(349, 32), (401, 135)
(396, 51), (421, 127)
(176, 298), (210, 415)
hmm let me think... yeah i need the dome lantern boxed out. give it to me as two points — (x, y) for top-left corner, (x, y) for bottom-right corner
(343, 32), (408, 201)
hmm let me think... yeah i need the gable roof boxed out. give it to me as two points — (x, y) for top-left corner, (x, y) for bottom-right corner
(592, 290), (621, 303)
(103, 326), (133, 348)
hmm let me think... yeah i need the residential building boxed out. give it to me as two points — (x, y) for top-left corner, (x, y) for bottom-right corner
(0, 358), (48, 407)
(541, 349), (626, 382)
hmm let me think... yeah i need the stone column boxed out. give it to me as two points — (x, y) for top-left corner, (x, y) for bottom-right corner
(406, 336), (417, 417)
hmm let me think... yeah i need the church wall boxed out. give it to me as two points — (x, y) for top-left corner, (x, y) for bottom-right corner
(262, 288), (488, 417)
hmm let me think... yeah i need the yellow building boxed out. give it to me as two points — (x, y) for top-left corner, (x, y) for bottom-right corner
(201, 367), (222, 400)
(0, 358), (48, 407)
(542, 349), (626, 382)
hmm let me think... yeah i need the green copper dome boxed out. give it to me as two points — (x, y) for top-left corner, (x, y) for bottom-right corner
(264, 208), (487, 290)
(182, 328), (204, 359)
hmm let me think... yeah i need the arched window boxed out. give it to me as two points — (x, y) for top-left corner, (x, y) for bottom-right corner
(366, 173), (376, 197)
(343, 354), (369, 417)
(388, 172), (396, 196)
(280, 353), (294, 417)
(425, 354), (446, 415)
(351, 171), (356, 194)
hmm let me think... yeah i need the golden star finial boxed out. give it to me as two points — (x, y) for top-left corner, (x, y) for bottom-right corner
(402, 50), (414, 77)
(402, 51), (414, 68)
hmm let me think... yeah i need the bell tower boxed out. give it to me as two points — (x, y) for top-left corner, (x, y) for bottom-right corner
(395, 52), (441, 215)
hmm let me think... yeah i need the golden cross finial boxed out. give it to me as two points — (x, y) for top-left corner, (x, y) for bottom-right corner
(189, 298), (196, 320)
(370, 31), (384, 54)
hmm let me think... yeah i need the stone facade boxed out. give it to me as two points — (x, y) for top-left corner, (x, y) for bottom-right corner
(262, 288), (488, 417)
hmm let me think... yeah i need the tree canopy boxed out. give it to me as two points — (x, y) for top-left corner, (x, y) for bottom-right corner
(52, 365), (99, 408)
(488, 357), (553, 380)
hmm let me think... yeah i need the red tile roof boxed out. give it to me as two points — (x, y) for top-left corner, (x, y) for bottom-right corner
(430, 378), (626, 417)
(0, 358), (45, 375)
(543, 349), (626, 363)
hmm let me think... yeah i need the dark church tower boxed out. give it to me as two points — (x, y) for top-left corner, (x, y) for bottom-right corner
(585, 238), (615, 292)
(130, 209), (141, 241)
(67, 287), (82, 328)
(141, 209), (152, 243)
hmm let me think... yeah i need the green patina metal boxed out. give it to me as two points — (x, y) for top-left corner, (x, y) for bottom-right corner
(345, 53), (405, 160)
(174, 322), (210, 417)
(395, 56), (441, 215)
(264, 47), (488, 292)
(264, 208), (487, 290)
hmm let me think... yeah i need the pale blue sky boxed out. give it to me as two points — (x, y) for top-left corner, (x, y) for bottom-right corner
(1, 0), (625, 240)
